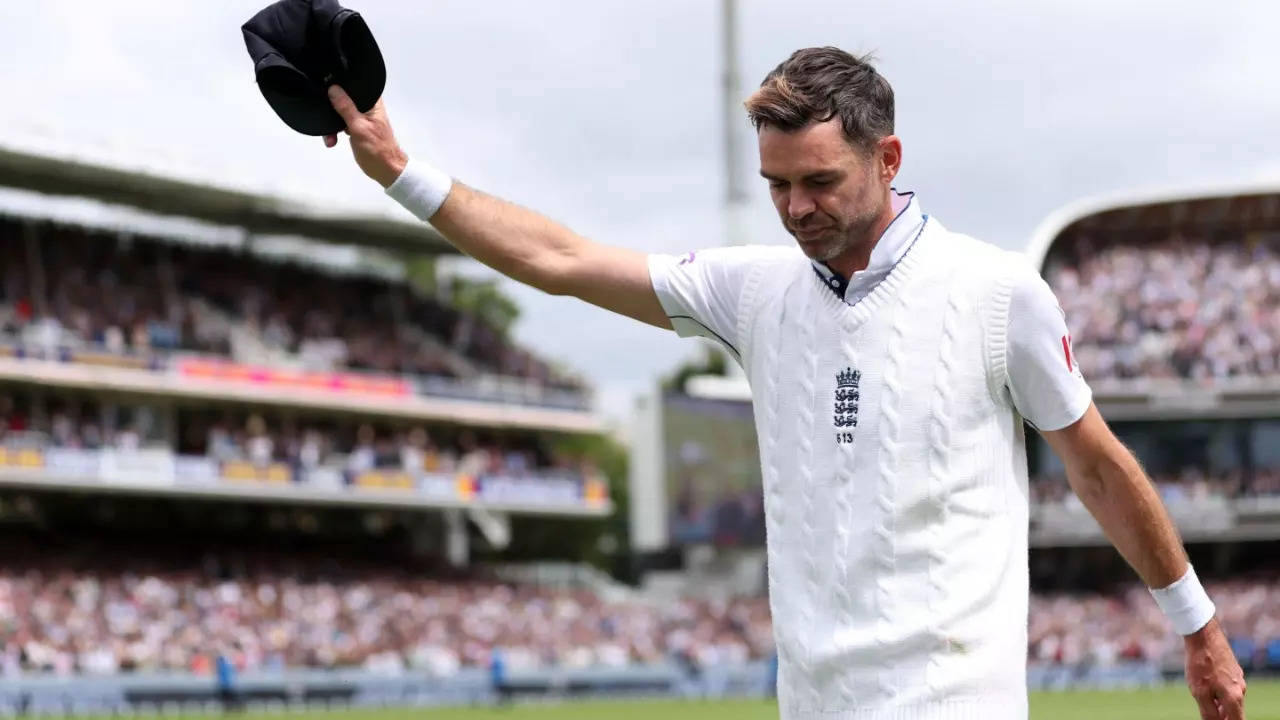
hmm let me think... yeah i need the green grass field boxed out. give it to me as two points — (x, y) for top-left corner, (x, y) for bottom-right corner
(112, 681), (1280, 720)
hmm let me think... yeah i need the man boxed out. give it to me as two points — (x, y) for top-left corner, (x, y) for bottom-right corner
(214, 646), (240, 713)
(321, 47), (1245, 720)
(489, 646), (511, 706)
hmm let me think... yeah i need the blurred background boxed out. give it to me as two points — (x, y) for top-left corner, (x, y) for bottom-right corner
(0, 1), (1277, 717)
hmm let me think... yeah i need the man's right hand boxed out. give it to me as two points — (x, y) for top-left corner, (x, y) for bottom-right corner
(324, 85), (408, 188)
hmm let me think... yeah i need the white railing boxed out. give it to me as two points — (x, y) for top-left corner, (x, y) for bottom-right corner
(0, 444), (611, 517)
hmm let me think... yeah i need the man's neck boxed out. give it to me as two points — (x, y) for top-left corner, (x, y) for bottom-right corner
(825, 203), (897, 280)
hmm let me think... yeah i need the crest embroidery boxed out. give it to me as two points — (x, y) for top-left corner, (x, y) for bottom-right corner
(834, 367), (860, 429)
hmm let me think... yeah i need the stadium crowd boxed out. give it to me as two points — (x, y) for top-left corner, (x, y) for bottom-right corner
(0, 547), (773, 677)
(1044, 233), (1280, 381)
(1030, 577), (1280, 670)
(2, 543), (1277, 677)
(0, 221), (581, 391)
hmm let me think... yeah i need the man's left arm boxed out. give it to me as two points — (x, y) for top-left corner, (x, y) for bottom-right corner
(1005, 267), (1246, 720)
(1041, 407), (1245, 720)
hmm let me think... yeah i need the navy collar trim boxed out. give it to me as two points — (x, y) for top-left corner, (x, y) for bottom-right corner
(812, 213), (930, 306)
(810, 188), (921, 302)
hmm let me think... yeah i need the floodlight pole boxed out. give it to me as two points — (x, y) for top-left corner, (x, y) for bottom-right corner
(722, 0), (748, 231)
(720, 0), (749, 379)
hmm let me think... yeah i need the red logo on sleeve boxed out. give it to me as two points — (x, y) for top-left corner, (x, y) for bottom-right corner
(1061, 334), (1075, 372)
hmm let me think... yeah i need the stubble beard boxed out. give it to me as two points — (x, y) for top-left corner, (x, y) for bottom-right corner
(808, 202), (883, 264)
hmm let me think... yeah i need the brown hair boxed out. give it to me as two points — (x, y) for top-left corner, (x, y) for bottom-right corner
(745, 47), (894, 151)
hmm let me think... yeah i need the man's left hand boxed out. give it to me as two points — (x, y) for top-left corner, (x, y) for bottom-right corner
(1185, 618), (1246, 719)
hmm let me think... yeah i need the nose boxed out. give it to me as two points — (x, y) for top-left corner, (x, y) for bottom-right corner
(787, 189), (815, 221)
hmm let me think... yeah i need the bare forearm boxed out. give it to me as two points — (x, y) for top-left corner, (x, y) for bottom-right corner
(324, 87), (670, 328)
(1066, 447), (1187, 588)
(428, 184), (668, 326)
(429, 182), (585, 295)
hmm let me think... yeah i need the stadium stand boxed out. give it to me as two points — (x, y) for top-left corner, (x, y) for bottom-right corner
(0, 217), (584, 395)
(0, 141), (694, 713)
(1021, 187), (1280, 547)
(1042, 232), (1280, 381)
(0, 167), (613, 650)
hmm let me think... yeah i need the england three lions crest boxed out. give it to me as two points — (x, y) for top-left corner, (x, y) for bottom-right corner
(833, 367), (860, 439)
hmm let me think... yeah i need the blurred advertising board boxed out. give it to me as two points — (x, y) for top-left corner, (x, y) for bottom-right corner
(176, 358), (412, 397)
(100, 448), (176, 486)
(221, 460), (292, 484)
(662, 391), (763, 547)
(479, 474), (581, 506)
(0, 446), (45, 469)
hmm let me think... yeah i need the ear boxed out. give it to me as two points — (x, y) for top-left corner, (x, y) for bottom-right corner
(877, 135), (903, 182)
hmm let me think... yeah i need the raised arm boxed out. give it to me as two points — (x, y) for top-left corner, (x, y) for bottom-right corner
(324, 86), (671, 330)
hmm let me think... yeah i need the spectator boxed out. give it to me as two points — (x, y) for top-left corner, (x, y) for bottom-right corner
(457, 431), (488, 477)
(297, 429), (325, 477)
(215, 647), (240, 712)
(115, 424), (140, 451)
(402, 428), (427, 474)
(245, 415), (273, 467)
(207, 422), (237, 462)
(347, 424), (377, 479)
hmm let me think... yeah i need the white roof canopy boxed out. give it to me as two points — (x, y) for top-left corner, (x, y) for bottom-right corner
(0, 143), (455, 255)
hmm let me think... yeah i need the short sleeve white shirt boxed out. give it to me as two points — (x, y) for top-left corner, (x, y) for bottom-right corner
(649, 234), (1091, 432)
(647, 245), (794, 362)
(1004, 265), (1093, 431)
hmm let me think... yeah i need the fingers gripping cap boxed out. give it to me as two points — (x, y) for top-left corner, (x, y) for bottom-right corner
(242, 0), (386, 136)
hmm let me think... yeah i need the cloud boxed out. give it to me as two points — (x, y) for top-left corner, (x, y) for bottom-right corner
(2, 0), (1277, 423)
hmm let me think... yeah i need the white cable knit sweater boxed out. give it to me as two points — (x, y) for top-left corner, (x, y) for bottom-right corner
(717, 219), (1029, 719)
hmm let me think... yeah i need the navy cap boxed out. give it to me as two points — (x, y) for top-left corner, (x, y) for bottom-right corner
(242, 0), (386, 136)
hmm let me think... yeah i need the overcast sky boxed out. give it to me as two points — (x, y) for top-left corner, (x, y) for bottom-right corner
(2, 1), (1278, 427)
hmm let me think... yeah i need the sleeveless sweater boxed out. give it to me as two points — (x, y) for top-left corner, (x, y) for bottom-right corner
(736, 219), (1031, 720)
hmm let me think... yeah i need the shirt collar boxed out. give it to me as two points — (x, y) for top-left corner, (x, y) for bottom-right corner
(811, 189), (924, 302)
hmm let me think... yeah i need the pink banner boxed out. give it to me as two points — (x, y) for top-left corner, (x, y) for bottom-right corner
(177, 358), (411, 397)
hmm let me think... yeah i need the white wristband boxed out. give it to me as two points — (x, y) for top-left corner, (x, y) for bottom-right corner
(1149, 565), (1216, 636)
(385, 158), (454, 221)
